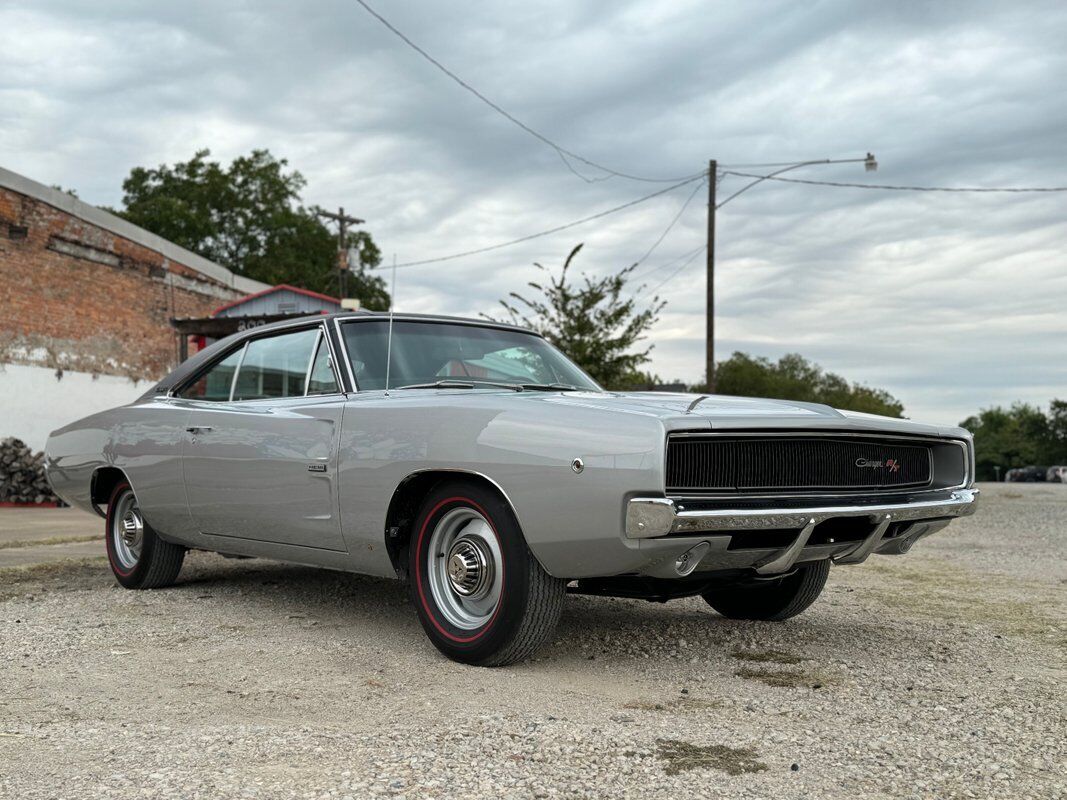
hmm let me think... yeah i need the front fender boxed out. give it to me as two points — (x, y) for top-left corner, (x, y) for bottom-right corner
(336, 392), (666, 578)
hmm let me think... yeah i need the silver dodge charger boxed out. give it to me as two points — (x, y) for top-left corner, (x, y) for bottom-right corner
(45, 312), (979, 666)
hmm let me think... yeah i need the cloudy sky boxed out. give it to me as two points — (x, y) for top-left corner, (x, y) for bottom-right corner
(2, 0), (1065, 424)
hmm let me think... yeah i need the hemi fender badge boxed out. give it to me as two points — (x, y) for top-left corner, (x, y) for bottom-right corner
(307, 464), (327, 472)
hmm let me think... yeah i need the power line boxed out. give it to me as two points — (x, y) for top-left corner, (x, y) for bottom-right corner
(354, 0), (704, 185)
(556, 151), (615, 184)
(647, 244), (708, 294)
(642, 164), (1067, 307)
(382, 174), (705, 269)
(630, 241), (707, 284)
(721, 170), (1067, 193)
(632, 177), (706, 267)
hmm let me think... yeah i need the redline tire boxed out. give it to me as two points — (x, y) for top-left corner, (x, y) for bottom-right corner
(702, 560), (830, 621)
(105, 481), (185, 590)
(409, 481), (566, 667)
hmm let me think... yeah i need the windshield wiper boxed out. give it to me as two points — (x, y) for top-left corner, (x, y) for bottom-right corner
(395, 380), (524, 391)
(396, 380), (476, 390)
(518, 383), (583, 392)
(395, 380), (583, 392)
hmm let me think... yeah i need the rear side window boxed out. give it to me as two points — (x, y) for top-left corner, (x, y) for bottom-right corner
(233, 328), (319, 401)
(179, 348), (243, 401)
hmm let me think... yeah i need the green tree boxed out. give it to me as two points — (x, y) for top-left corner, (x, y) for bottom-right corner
(960, 400), (1067, 480)
(1048, 400), (1067, 455)
(700, 352), (905, 418)
(117, 149), (389, 309)
(492, 244), (665, 389)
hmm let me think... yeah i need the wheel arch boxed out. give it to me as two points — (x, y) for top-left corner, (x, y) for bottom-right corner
(90, 466), (132, 518)
(383, 469), (526, 580)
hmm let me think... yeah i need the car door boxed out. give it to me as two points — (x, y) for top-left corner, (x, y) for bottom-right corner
(179, 325), (348, 552)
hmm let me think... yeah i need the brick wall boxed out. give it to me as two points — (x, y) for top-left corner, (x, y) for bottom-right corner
(0, 184), (249, 381)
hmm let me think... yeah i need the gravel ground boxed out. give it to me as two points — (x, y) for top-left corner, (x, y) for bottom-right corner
(0, 482), (1063, 799)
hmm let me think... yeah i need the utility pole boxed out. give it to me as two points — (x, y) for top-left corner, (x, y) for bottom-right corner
(316, 207), (365, 298)
(706, 160), (717, 393)
(701, 153), (875, 394)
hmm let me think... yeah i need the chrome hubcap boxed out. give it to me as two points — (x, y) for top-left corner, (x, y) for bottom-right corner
(121, 509), (143, 547)
(427, 507), (503, 630)
(446, 537), (492, 598)
(111, 491), (143, 569)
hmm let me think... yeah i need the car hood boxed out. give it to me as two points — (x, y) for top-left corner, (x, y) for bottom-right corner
(536, 391), (838, 419)
(525, 391), (963, 438)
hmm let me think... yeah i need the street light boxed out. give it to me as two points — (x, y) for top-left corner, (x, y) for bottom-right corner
(715, 154), (878, 211)
(705, 154), (877, 392)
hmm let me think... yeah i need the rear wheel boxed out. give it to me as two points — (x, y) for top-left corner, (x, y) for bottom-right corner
(409, 482), (566, 666)
(702, 560), (830, 621)
(105, 482), (185, 589)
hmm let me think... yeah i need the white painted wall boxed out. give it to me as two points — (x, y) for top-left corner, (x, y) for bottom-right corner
(0, 363), (149, 451)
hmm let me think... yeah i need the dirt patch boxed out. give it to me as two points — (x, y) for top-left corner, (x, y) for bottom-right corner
(734, 666), (830, 689)
(655, 739), (768, 776)
(731, 648), (805, 665)
(0, 557), (106, 600)
(866, 559), (1066, 651)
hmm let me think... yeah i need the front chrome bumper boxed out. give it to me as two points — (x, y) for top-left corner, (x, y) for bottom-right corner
(626, 488), (980, 539)
(624, 488), (979, 578)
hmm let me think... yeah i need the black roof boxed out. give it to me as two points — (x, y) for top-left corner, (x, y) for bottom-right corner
(149, 311), (538, 398)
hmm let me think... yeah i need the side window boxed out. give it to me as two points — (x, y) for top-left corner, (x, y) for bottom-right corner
(179, 347), (244, 401)
(307, 336), (339, 395)
(232, 328), (318, 401)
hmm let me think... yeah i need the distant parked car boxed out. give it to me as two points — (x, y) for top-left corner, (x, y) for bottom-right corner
(1016, 466), (1047, 482)
(1047, 466), (1067, 483)
(1006, 466), (1048, 483)
(1025, 466), (1048, 482)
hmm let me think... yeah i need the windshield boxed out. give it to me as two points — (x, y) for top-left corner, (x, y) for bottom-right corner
(339, 319), (601, 392)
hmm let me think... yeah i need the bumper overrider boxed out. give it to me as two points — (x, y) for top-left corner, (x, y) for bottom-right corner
(624, 488), (979, 578)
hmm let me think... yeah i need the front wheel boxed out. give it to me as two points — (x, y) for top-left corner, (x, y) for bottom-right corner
(105, 481), (185, 589)
(702, 560), (830, 621)
(409, 482), (566, 666)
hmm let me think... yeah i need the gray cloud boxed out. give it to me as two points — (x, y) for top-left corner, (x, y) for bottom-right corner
(2, 0), (1065, 425)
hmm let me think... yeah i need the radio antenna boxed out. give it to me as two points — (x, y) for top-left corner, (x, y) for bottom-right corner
(384, 252), (397, 396)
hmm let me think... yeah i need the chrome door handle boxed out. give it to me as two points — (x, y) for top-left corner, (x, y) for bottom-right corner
(186, 426), (213, 434)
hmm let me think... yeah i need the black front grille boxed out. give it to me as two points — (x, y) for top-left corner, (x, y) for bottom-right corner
(666, 435), (933, 494)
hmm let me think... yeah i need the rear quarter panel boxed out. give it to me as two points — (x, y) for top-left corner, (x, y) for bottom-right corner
(46, 400), (191, 537)
(45, 410), (115, 514)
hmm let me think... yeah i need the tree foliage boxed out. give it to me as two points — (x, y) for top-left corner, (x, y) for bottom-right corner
(959, 400), (1067, 480)
(493, 244), (665, 389)
(117, 149), (389, 309)
(699, 352), (906, 418)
